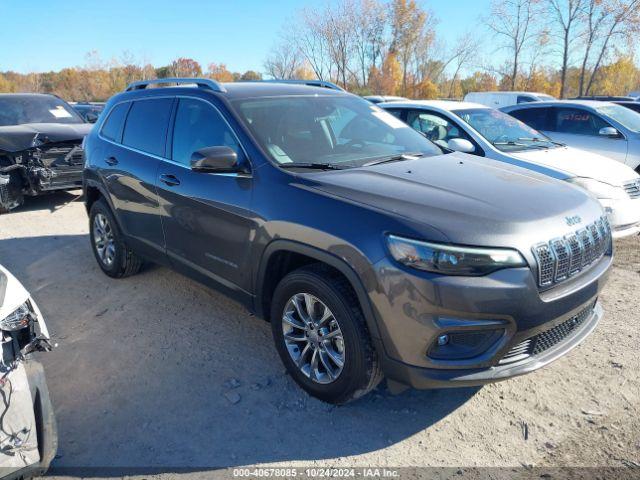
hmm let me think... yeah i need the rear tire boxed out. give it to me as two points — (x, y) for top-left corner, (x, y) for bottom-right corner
(270, 264), (383, 404)
(89, 198), (143, 278)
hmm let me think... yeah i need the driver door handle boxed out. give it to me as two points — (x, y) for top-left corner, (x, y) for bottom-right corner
(105, 156), (118, 166)
(159, 173), (181, 187)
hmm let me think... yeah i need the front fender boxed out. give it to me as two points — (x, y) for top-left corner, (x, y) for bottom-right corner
(254, 238), (382, 340)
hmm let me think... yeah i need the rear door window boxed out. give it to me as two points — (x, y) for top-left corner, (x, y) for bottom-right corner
(171, 98), (245, 166)
(509, 107), (552, 131)
(122, 98), (174, 156)
(101, 102), (130, 142)
(553, 108), (610, 135)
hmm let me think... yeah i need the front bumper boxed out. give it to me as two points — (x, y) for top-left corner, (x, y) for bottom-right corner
(370, 252), (611, 388)
(378, 300), (602, 388)
(0, 360), (57, 480)
(601, 197), (640, 238)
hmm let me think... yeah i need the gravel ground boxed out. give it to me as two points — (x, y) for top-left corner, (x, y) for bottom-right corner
(0, 192), (638, 476)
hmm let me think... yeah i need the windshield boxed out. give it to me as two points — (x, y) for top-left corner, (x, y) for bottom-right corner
(0, 95), (85, 126)
(538, 94), (555, 101)
(231, 95), (442, 167)
(597, 104), (640, 133)
(455, 108), (556, 152)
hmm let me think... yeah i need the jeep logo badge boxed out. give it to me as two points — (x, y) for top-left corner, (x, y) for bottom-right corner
(566, 215), (582, 226)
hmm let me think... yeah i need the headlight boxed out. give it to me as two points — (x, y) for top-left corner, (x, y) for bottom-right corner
(567, 178), (627, 200)
(0, 301), (32, 331)
(386, 235), (526, 275)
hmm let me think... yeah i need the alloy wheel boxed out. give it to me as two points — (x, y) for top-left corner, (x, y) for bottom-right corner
(281, 293), (345, 384)
(93, 213), (116, 267)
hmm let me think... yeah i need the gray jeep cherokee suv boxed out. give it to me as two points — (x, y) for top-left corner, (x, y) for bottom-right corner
(83, 78), (612, 404)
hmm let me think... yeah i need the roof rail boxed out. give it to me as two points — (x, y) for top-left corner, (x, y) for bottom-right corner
(263, 79), (345, 91)
(125, 77), (226, 93)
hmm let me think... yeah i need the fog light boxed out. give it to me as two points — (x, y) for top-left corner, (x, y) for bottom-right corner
(428, 329), (504, 360)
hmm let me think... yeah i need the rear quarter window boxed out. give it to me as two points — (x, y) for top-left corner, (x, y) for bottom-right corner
(100, 102), (130, 142)
(122, 98), (174, 156)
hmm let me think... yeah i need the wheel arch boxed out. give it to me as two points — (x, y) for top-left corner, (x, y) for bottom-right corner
(254, 240), (381, 340)
(83, 179), (125, 233)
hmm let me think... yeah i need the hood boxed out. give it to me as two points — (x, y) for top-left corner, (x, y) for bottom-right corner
(0, 122), (93, 152)
(305, 152), (604, 248)
(510, 145), (639, 186)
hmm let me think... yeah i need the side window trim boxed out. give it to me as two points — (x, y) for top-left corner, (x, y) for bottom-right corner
(167, 95), (251, 172)
(100, 101), (132, 143)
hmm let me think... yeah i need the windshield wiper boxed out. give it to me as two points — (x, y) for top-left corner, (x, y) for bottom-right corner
(519, 137), (565, 147)
(279, 162), (347, 170)
(363, 152), (424, 167)
(492, 141), (528, 147)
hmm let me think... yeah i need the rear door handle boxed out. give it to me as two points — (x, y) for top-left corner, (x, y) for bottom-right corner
(159, 173), (181, 187)
(105, 156), (119, 166)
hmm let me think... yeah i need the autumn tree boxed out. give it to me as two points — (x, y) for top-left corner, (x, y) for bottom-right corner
(581, 0), (640, 95)
(352, 0), (388, 88)
(545, 0), (585, 98)
(264, 39), (303, 79)
(240, 70), (262, 81)
(206, 63), (234, 82)
(169, 57), (203, 77)
(486, 0), (540, 90)
(389, 0), (429, 95)
(368, 52), (402, 94)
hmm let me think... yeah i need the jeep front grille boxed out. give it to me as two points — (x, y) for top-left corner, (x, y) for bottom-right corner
(499, 301), (596, 365)
(623, 179), (640, 199)
(532, 216), (610, 288)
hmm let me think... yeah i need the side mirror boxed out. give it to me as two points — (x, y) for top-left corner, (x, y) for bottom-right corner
(86, 112), (98, 123)
(190, 146), (244, 173)
(599, 127), (620, 137)
(447, 138), (476, 153)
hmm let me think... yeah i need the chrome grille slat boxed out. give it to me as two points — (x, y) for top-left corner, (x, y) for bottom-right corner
(550, 238), (571, 281)
(532, 216), (610, 289)
(566, 234), (582, 274)
(623, 179), (640, 199)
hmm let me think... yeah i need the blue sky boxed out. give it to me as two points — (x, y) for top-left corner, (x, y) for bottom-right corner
(1, 0), (488, 74)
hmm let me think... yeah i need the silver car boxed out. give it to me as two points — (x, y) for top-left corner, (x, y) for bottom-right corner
(502, 100), (640, 172)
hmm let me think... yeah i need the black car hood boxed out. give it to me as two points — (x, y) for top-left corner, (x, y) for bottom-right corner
(0, 123), (93, 153)
(305, 152), (604, 248)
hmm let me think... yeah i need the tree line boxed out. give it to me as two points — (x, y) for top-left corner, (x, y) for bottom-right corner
(1, 0), (639, 101)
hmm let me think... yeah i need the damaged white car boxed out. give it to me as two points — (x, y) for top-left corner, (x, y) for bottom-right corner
(0, 93), (91, 213)
(0, 264), (56, 479)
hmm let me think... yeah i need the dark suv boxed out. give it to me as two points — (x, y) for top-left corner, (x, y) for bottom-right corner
(83, 78), (612, 404)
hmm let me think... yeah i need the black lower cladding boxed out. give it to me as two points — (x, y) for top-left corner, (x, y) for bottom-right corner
(502, 300), (596, 364)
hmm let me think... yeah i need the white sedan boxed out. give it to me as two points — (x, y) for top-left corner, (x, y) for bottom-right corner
(381, 100), (640, 238)
(0, 264), (56, 478)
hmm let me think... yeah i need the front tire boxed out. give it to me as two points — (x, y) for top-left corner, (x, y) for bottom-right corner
(271, 265), (383, 404)
(89, 199), (143, 278)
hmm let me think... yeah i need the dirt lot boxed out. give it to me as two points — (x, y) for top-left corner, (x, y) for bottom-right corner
(0, 192), (638, 475)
